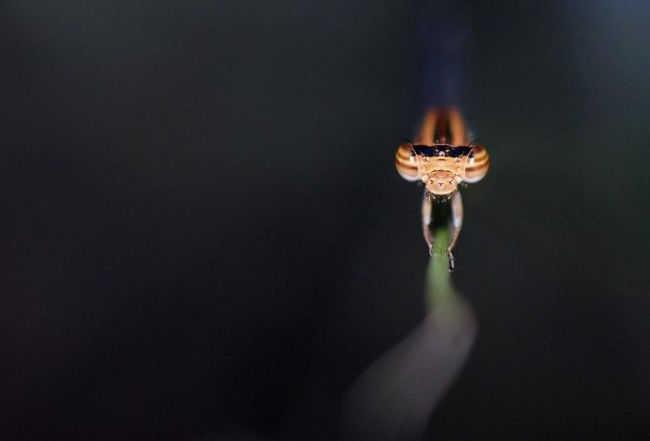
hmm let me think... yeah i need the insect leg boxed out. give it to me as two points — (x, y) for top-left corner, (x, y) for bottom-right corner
(446, 191), (464, 272)
(418, 108), (438, 145)
(421, 191), (434, 255)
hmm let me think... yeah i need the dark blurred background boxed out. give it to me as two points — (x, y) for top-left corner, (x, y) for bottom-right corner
(1, 0), (648, 439)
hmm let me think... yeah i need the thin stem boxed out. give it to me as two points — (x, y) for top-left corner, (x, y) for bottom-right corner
(425, 227), (461, 315)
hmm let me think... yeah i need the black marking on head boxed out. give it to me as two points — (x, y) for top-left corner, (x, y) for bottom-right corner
(412, 144), (473, 158)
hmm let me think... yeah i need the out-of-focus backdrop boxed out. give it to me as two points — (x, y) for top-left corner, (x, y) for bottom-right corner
(1, 0), (648, 439)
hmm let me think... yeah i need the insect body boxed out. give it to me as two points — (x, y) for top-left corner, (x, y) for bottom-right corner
(395, 108), (489, 271)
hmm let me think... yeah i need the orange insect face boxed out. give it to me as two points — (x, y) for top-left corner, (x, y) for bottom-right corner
(424, 169), (459, 196)
(395, 142), (489, 196)
(394, 109), (489, 197)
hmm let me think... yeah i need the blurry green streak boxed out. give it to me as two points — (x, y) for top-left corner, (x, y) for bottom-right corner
(425, 228), (464, 321)
(342, 227), (477, 441)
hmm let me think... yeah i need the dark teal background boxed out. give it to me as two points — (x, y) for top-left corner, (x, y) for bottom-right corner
(1, 0), (648, 439)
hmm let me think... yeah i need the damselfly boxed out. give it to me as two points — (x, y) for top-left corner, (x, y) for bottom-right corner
(395, 108), (489, 271)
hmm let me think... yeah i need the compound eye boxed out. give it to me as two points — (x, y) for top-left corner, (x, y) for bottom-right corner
(395, 143), (421, 181)
(463, 145), (490, 183)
